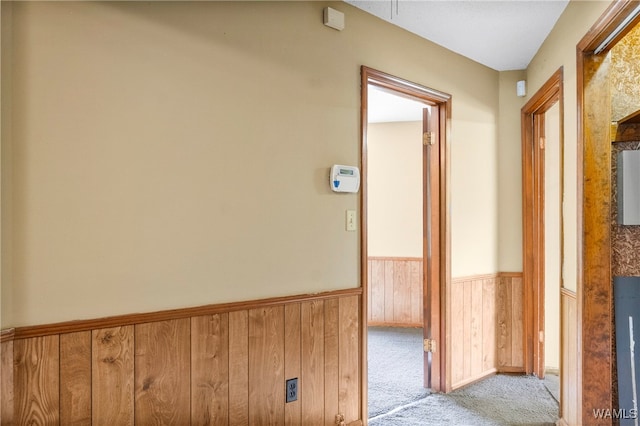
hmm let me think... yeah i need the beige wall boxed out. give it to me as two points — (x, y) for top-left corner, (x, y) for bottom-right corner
(367, 121), (423, 258)
(0, 3), (11, 331)
(451, 96), (500, 277)
(525, 0), (611, 293)
(497, 70), (526, 272)
(1, 1), (500, 327)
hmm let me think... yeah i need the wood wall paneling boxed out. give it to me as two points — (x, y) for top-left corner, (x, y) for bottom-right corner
(324, 299), (340, 426)
(229, 310), (250, 426)
(5, 290), (363, 425)
(338, 296), (360, 423)
(497, 276), (513, 369)
(191, 314), (229, 426)
(582, 51), (613, 421)
(561, 289), (578, 425)
(1, 334), (14, 425)
(393, 261), (412, 324)
(92, 326), (134, 426)
(510, 276), (524, 368)
(462, 280), (472, 379)
(248, 307), (285, 426)
(383, 260), (395, 325)
(367, 257), (423, 327)
(411, 262), (423, 324)
(284, 304), (301, 426)
(449, 273), (523, 390)
(14, 335), (60, 425)
(482, 278), (496, 372)
(470, 279), (483, 378)
(135, 319), (191, 425)
(301, 301), (324, 425)
(60, 331), (92, 425)
(369, 261), (385, 324)
(450, 279), (465, 386)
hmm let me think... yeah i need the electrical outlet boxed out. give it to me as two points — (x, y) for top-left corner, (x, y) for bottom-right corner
(286, 378), (298, 403)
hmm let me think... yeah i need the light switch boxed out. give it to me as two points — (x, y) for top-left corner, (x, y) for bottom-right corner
(346, 210), (356, 231)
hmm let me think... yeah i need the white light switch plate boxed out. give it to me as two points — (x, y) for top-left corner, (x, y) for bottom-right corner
(346, 210), (356, 231)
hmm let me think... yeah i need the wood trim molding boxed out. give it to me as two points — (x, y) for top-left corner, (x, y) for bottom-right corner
(7, 291), (362, 425)
(561, 288), (577, 299)
(9, 288), (362, 340)
(452, 272), (523, 282)
(360, 67), (451, 105)
(575, 1), (640, 422)
(521, 67), (564, 378)
(0, 329), (14, 343)
(361, 66), (452, 399)
(367, 256), (422, 262)
(577, 0), (640, 53)
(495, 366), (526, 374)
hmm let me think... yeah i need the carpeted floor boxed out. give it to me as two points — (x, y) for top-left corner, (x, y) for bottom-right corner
(368, 327), (559, 425)
(368, 326), (429, 418)
(543, 373), (559, 402)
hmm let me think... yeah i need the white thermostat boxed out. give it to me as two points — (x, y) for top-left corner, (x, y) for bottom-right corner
(330, 165), (360, 193)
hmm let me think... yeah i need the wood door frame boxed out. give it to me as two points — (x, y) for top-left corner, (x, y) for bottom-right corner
(359, 66), (452, 417)
(521, 68), (564, 378)
(576, 1), (640, 422)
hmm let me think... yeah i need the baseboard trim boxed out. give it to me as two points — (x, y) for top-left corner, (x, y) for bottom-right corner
(496, 366), (526, 374)
(367, 322), (422, 328)
(367, 256), (422, 262)
(10, 287), (363, 340)
(451, 272), (523, 283)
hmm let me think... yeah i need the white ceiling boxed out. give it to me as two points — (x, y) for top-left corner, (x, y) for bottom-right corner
(367, 85), (429, 123)
(345, 0), (570, 71)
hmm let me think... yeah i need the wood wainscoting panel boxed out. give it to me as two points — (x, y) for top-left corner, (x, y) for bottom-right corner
(228, 310), (250, 426)
(367, 257), (423, 327)
(496, 274), (525, 372)
(450, 278), (465, 386)
(561, 289), (578, 425)
(462, 279), (472, 380)
(284, 304), (302, 426)
(191, 313), (230, 426)
(339, 296), (360, 423)
(248, 306), (285, 425)
(324, 298), (340, 426)
(1, 333), (15, 425)
(496, 276), (513, 368)
(14, 335), (60, 425)
(470, 279), (484, 378)
(449, 273), (523, 390)
(482, 278), (496, 372)
(510, 276), (524, 368)
(92, 326), (134, 426)
(135, 319), (191, 425)
(369, 260), (385, 324)
(6, 289), (363, 425)
(301, 300), (325, 425)
(451, 275), (499, 390)
(60, 331), (92, 425)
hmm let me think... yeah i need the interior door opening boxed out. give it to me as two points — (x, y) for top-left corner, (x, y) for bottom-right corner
(360, 67), (451, 425)
(521, 68), (563, 411)
(365, 84), (429, 420)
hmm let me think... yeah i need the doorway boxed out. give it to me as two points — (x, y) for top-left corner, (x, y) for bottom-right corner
(521, 68), (563, 383)
(365, 83), (430, 420)
(360, 67), (451, 423)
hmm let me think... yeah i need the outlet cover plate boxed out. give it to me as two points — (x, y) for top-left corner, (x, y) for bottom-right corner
(286, 378), (298, 403)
